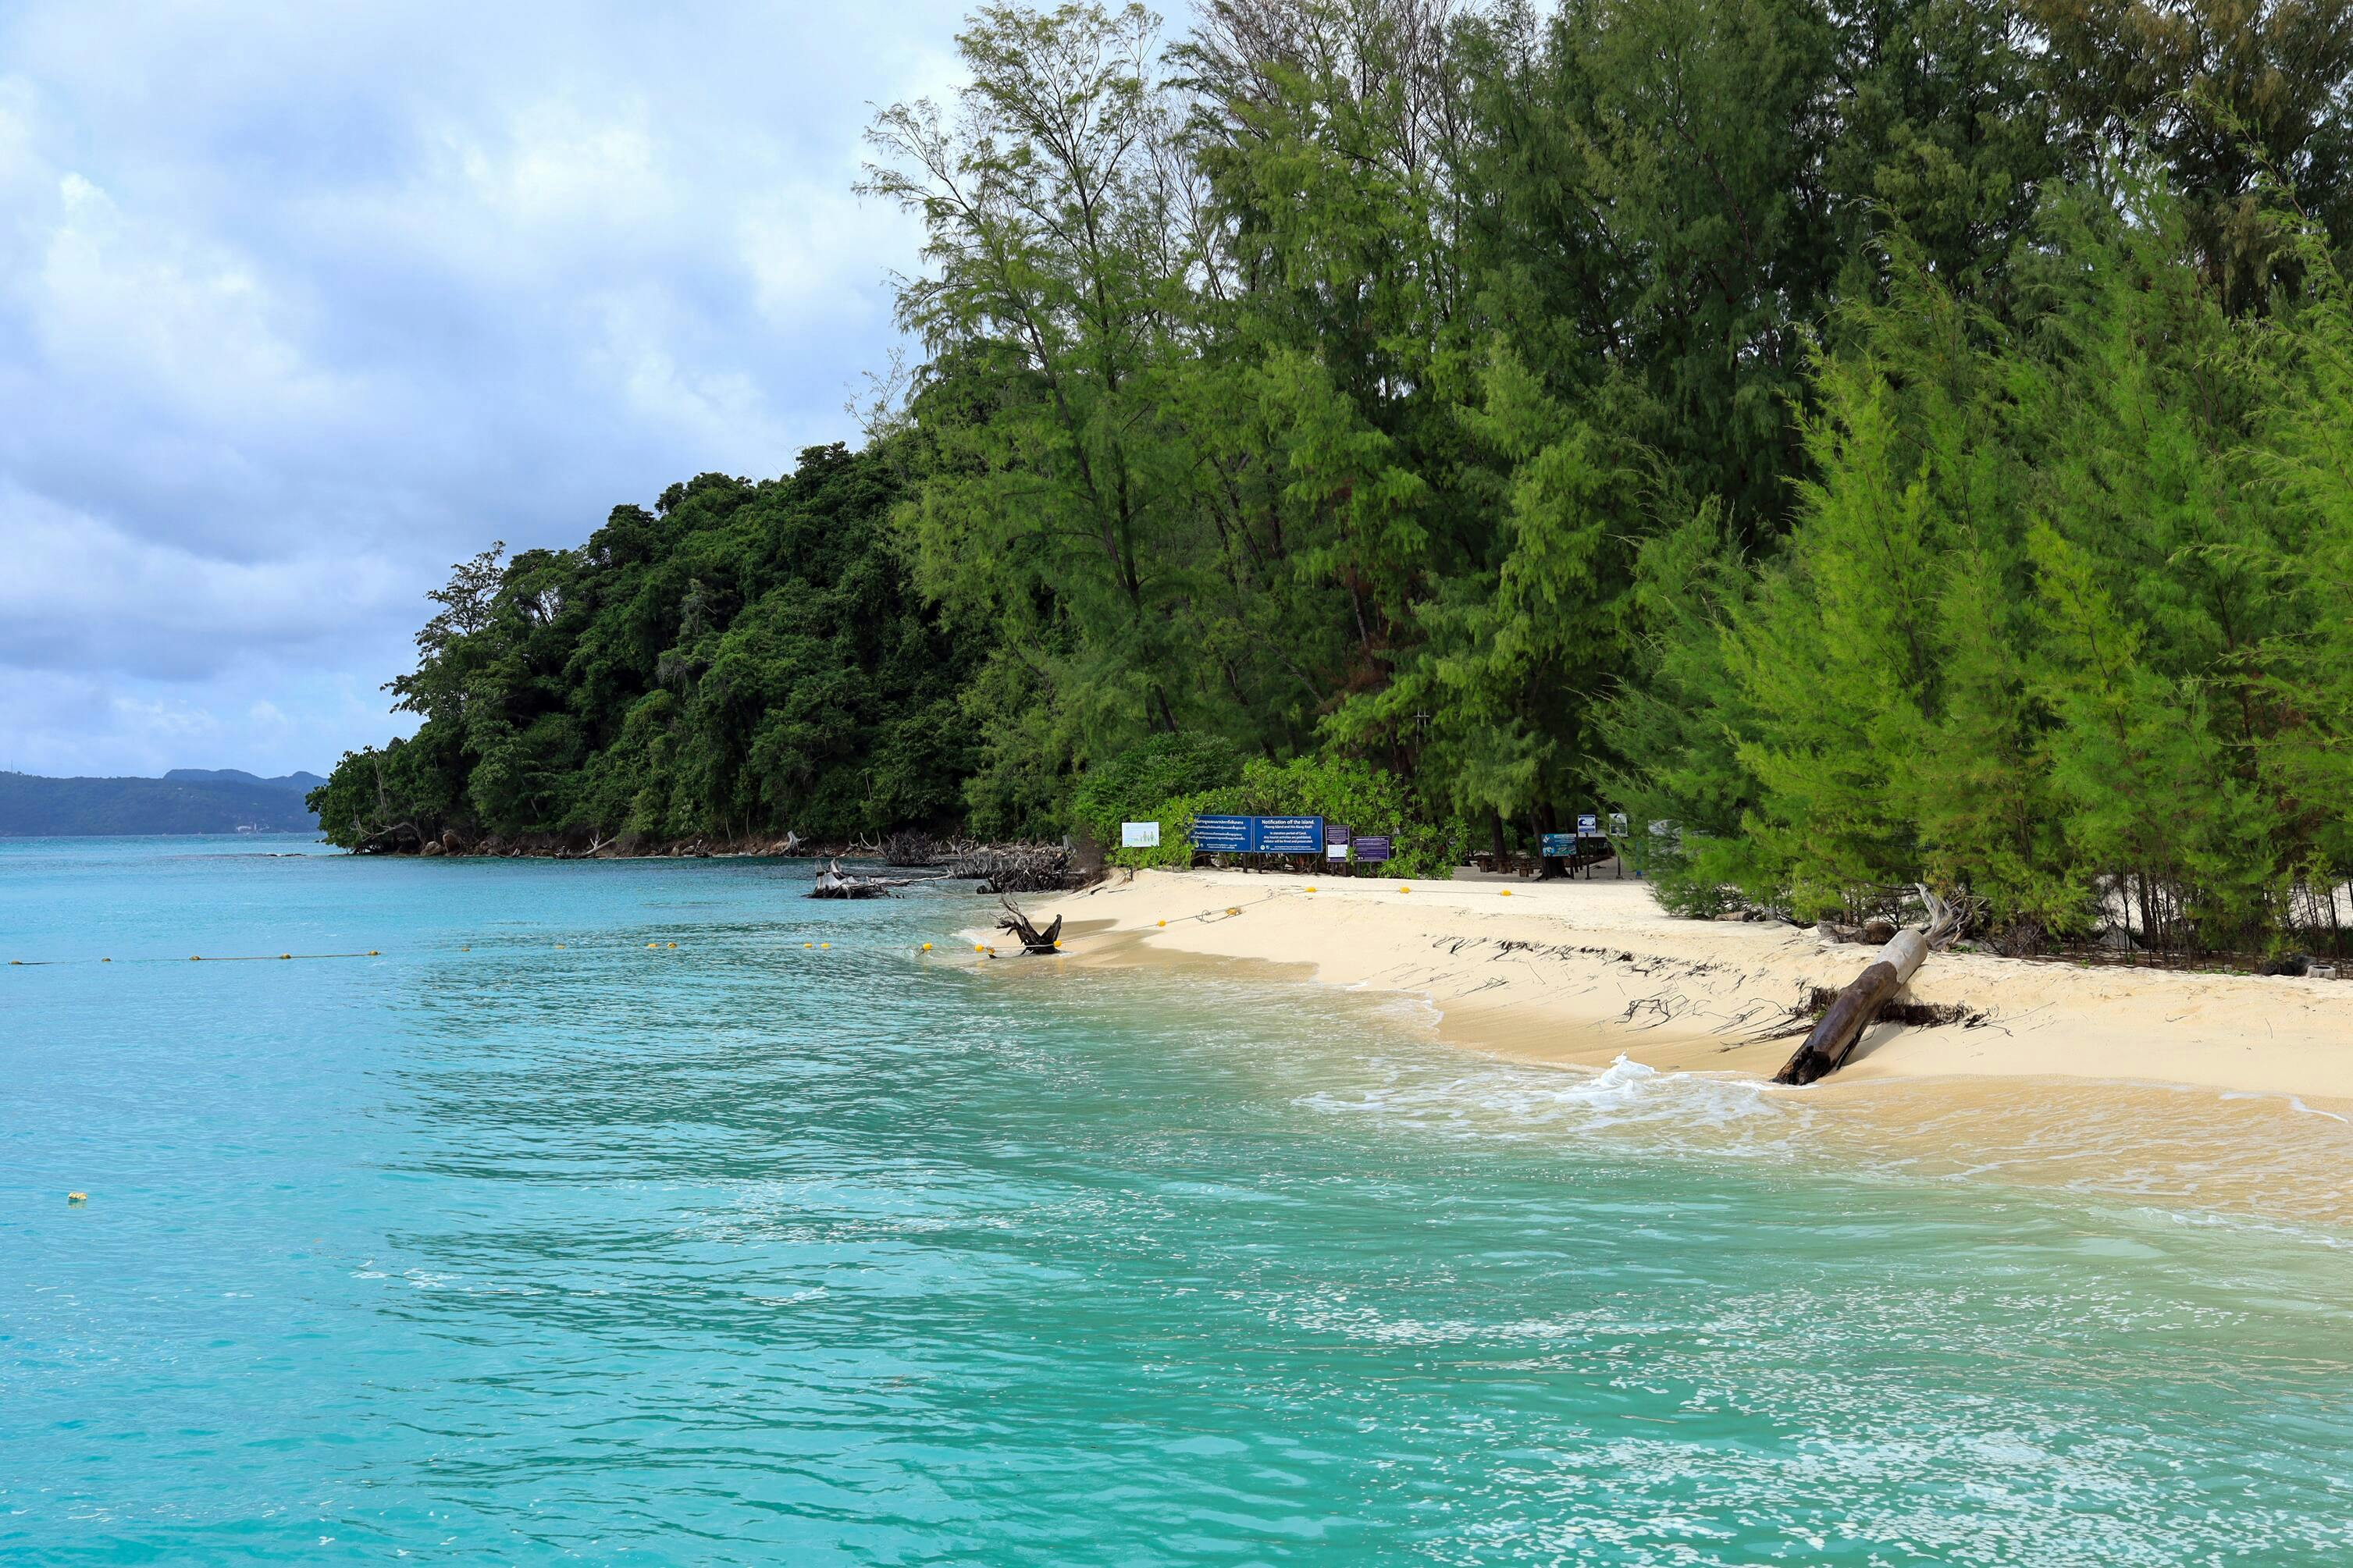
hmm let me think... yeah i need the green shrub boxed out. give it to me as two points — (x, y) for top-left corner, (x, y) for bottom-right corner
(1100, 748), (1455, 877)
(1073, 733), (1246, 855)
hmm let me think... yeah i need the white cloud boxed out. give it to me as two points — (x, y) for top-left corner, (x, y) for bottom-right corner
(0, 0), (990, 776)
(30, 172), (349, 427)
(0, 482), (409, 677)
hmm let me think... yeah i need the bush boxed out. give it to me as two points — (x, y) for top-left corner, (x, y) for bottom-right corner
(1098, 748), (1456, 877)
(1072, 733), (1246, 853)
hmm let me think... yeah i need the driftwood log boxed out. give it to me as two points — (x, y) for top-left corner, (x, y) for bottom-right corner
(995, 899), (1063, 955)
(810, 859), (896, 899)
(1775, 888), (1963, 1086)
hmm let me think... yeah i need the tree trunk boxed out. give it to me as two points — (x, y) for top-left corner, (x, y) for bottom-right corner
(1775, 929), (1930, 1086)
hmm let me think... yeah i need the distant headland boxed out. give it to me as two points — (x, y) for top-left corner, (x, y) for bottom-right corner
(0, 770), (324, 837)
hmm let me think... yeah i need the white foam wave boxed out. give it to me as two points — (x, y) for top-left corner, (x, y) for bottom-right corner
(1295, 1052), (1792, 1157)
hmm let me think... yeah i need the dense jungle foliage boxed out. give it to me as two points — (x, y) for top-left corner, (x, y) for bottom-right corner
(310, 445), (984, 846)
(319, 0), (2353, 950)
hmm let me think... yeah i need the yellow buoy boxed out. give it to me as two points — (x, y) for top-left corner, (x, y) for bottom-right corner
(667, 943), (676, 949)
(975, 944), (987, 952)
(555, 944), (565, 949)
(101, 958), (112, 962)
(805, 942), (814, 948)
(1226, 907), (1240, 916)
(66, 1193), (87, 1204)
(1399, 885), (1411, 893)
(1500, 890), (1511, 897)
(368, 950), (379, 956)
(647, 942), (658, 948)
(921, 942), (933, 951)
(1305, 885), (1316, 892)
(280, 954), (292, 960)
(1156, 919), (1166, 927)
(820, 942), (831, 950)
(190, 956), (201, 962)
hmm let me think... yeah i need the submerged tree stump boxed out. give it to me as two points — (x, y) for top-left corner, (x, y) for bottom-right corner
(810, 859), (894, 899)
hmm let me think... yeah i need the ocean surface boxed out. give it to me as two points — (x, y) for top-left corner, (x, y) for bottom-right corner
(5, 836), (2351, 1565)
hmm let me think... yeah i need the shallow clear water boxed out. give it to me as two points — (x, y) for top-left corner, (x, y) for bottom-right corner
(4, 837), (2350, 1565)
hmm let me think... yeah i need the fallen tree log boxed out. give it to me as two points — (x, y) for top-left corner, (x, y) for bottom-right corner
(1775, 888), (1963, 1086)
(810, 859), (894, 899)
(995, 898), (1063, 955)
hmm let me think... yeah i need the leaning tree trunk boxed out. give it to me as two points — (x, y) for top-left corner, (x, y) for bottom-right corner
(1775, 889), (1960, 1086)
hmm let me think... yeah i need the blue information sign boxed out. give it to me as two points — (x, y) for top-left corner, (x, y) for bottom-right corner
(1255, 816), (1326, 855)
(1540, 832), (1578, 858)
(1188, 814), (1252, 853)
(1354, 834), (1393, 863)
(1577, 813), (1600, 834)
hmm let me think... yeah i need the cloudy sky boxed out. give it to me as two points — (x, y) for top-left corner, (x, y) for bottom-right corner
(0, 0), (977, 778)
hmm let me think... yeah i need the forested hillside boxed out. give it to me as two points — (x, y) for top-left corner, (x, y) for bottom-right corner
(309, 445), (984, 848)
(2, 771), (321, 836)
(319, 0), (2353, 954)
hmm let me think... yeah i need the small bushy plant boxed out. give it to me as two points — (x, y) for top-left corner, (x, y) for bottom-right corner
(1096, 748), (1456, 877)
(1070, 733), (1246, 852)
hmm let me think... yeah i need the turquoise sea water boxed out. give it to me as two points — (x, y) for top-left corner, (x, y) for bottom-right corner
(4, 837), (2351, 1565)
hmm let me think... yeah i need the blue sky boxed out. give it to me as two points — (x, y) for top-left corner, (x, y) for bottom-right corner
(0, 0), (975, 777)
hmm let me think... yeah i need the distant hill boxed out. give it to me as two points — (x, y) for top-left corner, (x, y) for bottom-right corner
(162, 768), (327, 793)
(0, 770), (324, 837)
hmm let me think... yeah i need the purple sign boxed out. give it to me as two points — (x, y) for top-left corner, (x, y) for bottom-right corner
(1325, 823), (1351, 846)
(1354, 834), (1393, 863)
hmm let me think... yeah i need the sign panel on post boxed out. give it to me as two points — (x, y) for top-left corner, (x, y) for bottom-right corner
(1540, 832), (1578, 858)
(1255, 816), (1326, 855)
(1121, 820), (1161, 848)
(1188, 815), (1252, 854)
(1354, 834), (1393, 863)
(1577, 813), (1600, 835)
(1325, 824), (1351, 862)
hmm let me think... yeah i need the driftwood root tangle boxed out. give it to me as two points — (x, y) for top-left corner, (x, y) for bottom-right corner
(995, 899), (1064, 955)
(952, 844), (1077, 894)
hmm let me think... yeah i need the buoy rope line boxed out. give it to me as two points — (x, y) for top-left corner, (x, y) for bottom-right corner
(7, 884), (1561, 967)
(7, 951), (384, 966)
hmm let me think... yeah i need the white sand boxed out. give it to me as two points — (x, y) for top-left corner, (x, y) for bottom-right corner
(988, 868), (2353, 1105)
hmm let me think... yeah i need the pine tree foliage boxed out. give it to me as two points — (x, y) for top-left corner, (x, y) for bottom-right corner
(322, 0), (2353, 948)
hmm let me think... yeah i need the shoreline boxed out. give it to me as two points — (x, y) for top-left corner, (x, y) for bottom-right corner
(999, 868), (2353, 1108)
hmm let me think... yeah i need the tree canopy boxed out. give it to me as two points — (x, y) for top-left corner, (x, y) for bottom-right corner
(320, 0), (2353, 949)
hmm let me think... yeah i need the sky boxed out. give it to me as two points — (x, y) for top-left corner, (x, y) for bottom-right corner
(0, 0), (978, 778)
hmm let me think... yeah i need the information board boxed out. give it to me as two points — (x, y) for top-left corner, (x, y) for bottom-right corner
(1255, 816), (1326, 855)
(1188, 814), (1252, 853)
(1187, 814), (1332, 854)
(1540, 831), (1578, 858)
(1121, 820), (1161, 848)
(1326, 823), (1351, 861)
(1354, 834), (1393, 862)
(1577, 813), (1600, 834)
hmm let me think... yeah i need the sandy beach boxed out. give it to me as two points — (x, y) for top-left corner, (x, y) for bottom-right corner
(995, 867), (2353, 1106)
